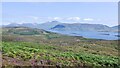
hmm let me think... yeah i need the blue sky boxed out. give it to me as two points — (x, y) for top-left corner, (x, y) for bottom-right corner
(1, 0), (120, 2)
(2, 2), (118, 26)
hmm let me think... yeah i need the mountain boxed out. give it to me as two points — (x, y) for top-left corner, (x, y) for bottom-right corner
(4, 21), (61, 30)
(38, 21), (61, 29)
(51, 23), (112, 32)
(3, 21), (119, 32)
(111, 25), (120, 32)
(4, 23), (20, 27)
(51, 24), (65, 29)
(112, 25), (120, 29)
(20, 23), (39, 28)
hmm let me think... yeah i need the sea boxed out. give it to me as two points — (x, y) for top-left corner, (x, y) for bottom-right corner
(48, 30), (119, 40)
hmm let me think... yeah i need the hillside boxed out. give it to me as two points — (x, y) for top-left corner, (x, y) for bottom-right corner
(1, 27), (120, 67)
(2, 27), (51, 35)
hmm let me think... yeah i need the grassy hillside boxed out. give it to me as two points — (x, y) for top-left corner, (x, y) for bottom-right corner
(1, 27), (120, 68)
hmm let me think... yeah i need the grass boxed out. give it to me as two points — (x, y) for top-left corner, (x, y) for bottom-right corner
(2, 42), (119, 67)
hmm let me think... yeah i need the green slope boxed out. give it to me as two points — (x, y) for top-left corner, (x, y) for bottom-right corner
(1, 27), (119, 67)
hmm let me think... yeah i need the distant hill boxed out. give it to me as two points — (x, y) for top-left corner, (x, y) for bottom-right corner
(38, 21), (61, 29)
(3, 21), (61, 30)
(51, 23), (114, 32)
(112, 25), (120, 28)
(3, 23), (39, 28)
(3, 21), (119, 32)
(2, 27), (52, 35)
(2, 27), (85, 42)
(111, 25), (120, 32)
(51, 24), (65, 29)
(4, 23), (20, 27)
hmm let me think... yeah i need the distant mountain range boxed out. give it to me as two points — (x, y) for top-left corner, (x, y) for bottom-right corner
(2, 21), (61, 29)
(51, 23), (120, 32)
(2, 21), (119, 32)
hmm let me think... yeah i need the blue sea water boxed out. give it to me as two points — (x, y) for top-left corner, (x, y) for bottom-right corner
(48, 30), (119, 40)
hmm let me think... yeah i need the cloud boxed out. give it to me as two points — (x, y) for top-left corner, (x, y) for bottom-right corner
(33, 17), (39, 20)
(67, 17), (80, 21)
(83, 18), (94, 21)
(28, 16), (39, 20)
(24, 16), (96, 23)
(27, 16), (81, 22)
(19, 21), (29, 24)
(53, 17), (62, 20)
(2, 22), (11, 25)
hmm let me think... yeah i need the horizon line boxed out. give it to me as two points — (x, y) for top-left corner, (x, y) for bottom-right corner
(2, 21), (119, 27)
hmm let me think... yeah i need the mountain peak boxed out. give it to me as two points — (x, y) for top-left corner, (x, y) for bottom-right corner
(51, 24), (65, 29)
(51, 20), (59, 22)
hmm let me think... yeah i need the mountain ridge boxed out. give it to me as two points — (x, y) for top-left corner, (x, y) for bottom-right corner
(2, 21), (119, 32)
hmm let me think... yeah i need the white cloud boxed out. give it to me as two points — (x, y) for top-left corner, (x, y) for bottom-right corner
(67, 17), (80, 21)
(83, 18), (94, 21)
(27, 16), (81, 22)
(19, 21), (29, 24)
(53, 17), (62, 20)
(33, 17), (39, 20)
(28, 16), (39, 20)
(2, 22), (11, 25)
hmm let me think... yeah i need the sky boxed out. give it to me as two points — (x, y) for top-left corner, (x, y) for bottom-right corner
(2, 2), (118, 26)
(1, 0), (120, 2)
